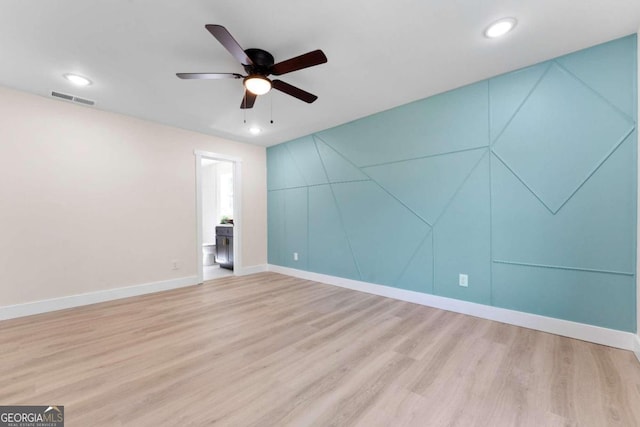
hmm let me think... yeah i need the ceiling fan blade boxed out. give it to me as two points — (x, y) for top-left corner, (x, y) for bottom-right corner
(272, 80), (318, 103)
(176, 73), (243, 79)
(240, 90), (257, 109)
(205, 25), (253, 66)
(271, 50), (327, 76)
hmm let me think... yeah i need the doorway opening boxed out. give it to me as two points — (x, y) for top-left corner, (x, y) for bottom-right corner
(195, 150), (242, 283)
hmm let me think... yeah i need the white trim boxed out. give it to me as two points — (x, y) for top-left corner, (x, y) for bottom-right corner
(233, 161), (243, 272)
(268, 264), (639, 352)
(195, 154), (204, 284)
(0, 276), (198, 321)
(634, 334), (640, 364)
(194, 150), (242, 163)
(235, 264), (268, 276)
(194, 150), (243, 283)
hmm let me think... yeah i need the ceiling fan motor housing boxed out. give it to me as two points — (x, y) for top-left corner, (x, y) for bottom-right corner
(244, 48), (274, 75)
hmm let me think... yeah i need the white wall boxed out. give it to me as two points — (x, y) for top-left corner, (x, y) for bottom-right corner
(0, 86), (267, 307)
(637, 29), (640, 341)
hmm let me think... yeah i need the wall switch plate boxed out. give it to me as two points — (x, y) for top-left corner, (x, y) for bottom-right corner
(293, 252), (299, 261)
(459, 274), (468, 287)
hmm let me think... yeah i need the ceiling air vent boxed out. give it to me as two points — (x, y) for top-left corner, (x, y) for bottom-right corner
(50, 91), (96, 106)
(72, 96), (95, 106)
(51, 91), (73, 101)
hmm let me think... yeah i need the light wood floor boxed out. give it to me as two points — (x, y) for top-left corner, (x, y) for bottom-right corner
(2, 273), (640, 426)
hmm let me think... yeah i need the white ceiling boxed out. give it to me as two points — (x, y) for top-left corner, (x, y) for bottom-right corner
(2, 1), (639, 146)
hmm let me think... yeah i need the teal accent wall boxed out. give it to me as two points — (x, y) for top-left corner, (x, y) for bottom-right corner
(267, 35), (638, 332)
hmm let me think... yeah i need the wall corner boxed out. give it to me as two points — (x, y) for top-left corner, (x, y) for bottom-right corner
(636, 29), (640, 341)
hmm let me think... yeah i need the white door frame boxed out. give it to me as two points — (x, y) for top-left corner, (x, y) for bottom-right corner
(194, 150), (243, 284)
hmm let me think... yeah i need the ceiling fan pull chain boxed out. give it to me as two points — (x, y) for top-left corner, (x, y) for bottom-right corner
(270, 94), (274, 124)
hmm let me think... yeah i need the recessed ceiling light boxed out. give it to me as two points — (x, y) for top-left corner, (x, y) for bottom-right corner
(64, 73), (92, 86)
(484, 17), (517, 38)
(249, 126), (261, 135)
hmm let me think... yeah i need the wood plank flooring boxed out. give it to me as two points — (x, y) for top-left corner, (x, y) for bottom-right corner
(1, 272), (640, 426)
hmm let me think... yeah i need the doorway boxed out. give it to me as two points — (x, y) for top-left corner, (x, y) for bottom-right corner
(195, 150), (242, 283)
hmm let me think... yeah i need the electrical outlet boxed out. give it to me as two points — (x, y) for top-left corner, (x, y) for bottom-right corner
(172, 260), (180, 270)
(459, 274), (468, 287)
(293, 252), (299, 261)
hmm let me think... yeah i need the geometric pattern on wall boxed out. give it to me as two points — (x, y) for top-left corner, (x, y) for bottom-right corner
(286, 135), (329, 186)
(267, 187), (309, 269)
(555, 34), (637, 119)
(395, 230), (434, 293)
(314, 137), (368, 183)
(491, 132), (636, 274)
(267, 187), (285, 265)
(331, 180), (431, 287)
(363, 147), (486, 225)
(492, 263), (635, 332)
(492, 62), (635, 214)
(266, 143), (307, 190)
(489, 62), (549, 142)
(316, 80), (490, 167)
(308, 185), (360, 280)
(268, 35), (638, 332)
(433, 153), (492, 305)
(282, 187), (309, 269)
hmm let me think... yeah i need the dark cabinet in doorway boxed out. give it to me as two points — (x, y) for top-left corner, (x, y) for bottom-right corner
(215, 225), (234, 270)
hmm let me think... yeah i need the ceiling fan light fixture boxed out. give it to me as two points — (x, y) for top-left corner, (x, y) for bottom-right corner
(484, 17), (517, 38)
(244, 75), (272, 95)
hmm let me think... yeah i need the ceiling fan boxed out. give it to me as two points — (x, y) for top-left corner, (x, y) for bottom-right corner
(177, 25), (328, 109)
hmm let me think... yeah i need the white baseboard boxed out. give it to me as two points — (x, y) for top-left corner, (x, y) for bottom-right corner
(235, 264), (268, 276)
(0, 276), (199, 321)
(268, 265), (639, 352)
(634, 335), (640, 364)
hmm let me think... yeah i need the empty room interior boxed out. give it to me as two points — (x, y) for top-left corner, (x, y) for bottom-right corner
(2, 1), (640, 426)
